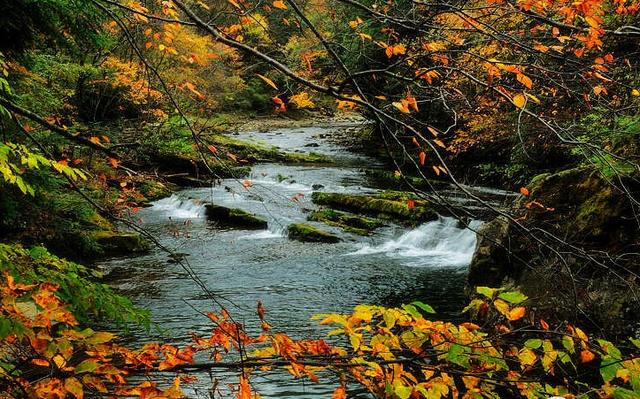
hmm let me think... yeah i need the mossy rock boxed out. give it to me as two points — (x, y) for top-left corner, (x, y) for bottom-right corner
(91, 231), (150, 256)
(520, 167), (638, 244)
(205, 204), (268, 229)
(308, 209), (383, 236)
(138, 180), (175, 203)
(287, 223), (341, 243)
(311, 192), (437, 225)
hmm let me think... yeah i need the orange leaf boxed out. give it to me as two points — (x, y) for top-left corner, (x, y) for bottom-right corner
(109, 158), (119, 168)
(89, 136), (101, 145)
(207, 144), (218, 154)
(242, 179), (252, 188)
(392, 100), (410, 114)
(427, 126), (439, 137)
(433, 139), (446, 149)
(406, 199), (415, 209)
(31, 358), (50, 367)
(238, 376), (252, 399)
(540, 319), (549, 330)
(418, 151), (426, 166)
(580, 349), (595, 363)
(508, 306), (526, 321)
(520, 187), (529, 196)
(432, 165), (441, 176)
(332, 386), (347, 399)
(273, 0), (288, 9)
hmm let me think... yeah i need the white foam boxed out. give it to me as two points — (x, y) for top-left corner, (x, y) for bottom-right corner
(351, 217), (481, 267)
(152, 195), (205, 219)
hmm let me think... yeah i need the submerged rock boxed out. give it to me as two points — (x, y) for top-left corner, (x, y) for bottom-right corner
(287, 223), (341, 243)
(205, 204), (268, 229)
(308, 208), (383, 236)
(311, 191), (437, 225)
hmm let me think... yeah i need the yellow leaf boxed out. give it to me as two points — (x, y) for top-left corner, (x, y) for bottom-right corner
(64, 377), (84, 399)
(525, 93), (541, 104)
(257, 74), (278, 90)
(513, 93), (526, 108)
(632, 89), (640, 97)
(89, 136), (101, 145)
(273, 0), (288, 10)
(289, 92), (315, 109)
(518, 348), (537, 367)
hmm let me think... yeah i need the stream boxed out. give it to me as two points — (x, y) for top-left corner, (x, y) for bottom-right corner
(98, 123), (515, 398)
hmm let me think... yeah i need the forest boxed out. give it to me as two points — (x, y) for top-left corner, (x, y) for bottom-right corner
(1, 0), (640, 398)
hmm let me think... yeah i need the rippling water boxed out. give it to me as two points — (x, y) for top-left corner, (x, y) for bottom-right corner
(98, 124), (513, 398)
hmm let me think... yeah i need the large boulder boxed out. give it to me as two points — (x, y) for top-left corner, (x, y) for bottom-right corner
(467, 216), (513, 288)
(466, 167), (640, 333)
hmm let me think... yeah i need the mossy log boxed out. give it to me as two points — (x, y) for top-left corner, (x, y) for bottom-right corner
(311, 191), (437, 225)
(205, 204), (268, 229)
(287, 223), (341, 243)
(307, 209), (383, 235)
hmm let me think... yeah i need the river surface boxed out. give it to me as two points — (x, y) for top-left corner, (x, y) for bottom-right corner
(98, 123), (515, 398)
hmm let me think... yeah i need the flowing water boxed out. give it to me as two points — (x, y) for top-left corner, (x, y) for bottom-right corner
(98, 123), (514, 398)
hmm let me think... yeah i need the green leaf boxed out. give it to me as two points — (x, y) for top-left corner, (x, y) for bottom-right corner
(476, 286), (496, 299)
(447, 343), (470, 367)
(401, 304), (423, 319)
(524, 339), (543, 349)
(498, 291), (528, 304)
(411, 301), (435, 314)
(74, 359), (99, 374)
(600, 356), (622, 383)
(562, 336), (575, 354)
(0, 317), (12, 339)
(394, 382), (412, 399)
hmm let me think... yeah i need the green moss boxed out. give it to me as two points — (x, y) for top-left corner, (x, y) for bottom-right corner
(205, 204), (268, 229)
(311, 192), (437, 225)
(308, 209), (383, 235)
(0, 243), (150, 329)
(90, 231), (150, 256)
(287, 223), (341, 243)
(209, 134), (331, 163)
(137, 180), (175, 203)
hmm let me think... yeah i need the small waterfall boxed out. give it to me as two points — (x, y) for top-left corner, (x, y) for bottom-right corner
(151, 195), (206, 219)
(351, 217), (481, 267)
